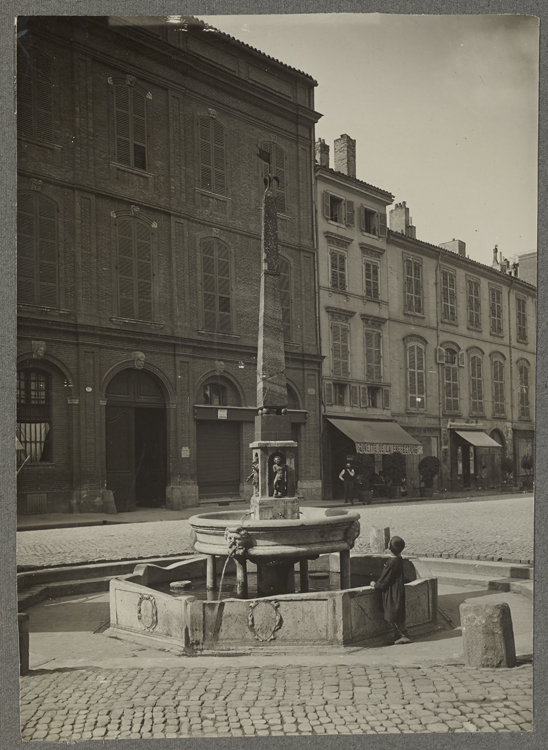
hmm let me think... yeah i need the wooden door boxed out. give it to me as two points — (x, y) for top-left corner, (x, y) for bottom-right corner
(196, 421), (240, 499)
(106, 405), (135, 511)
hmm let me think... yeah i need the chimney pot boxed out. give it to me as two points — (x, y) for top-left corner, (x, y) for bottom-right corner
(333, 134), (356, 179)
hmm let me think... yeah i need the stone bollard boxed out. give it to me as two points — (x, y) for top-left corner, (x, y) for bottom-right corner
(370, 526), (390, 554)
(459, 602), (516, 668)
(18, 612), (30, 676)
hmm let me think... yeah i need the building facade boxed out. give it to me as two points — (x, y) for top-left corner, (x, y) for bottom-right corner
(16, 16), (323, 515)
(316, 136), (536, 497)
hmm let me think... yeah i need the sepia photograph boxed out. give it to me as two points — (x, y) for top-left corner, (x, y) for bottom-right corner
(6, 7), (540, 743)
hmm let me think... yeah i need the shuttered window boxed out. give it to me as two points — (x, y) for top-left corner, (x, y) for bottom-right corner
(441, 269), (457, 321)
(404, 258), (423, 314)
(467, 278), (481, 329)
(199, 117), (226, 195)
(469, 355), (484, 414)
(279, 256), (291, 340)
(17, 192), (58, 307)
(18, 49), (54, 142)
(114, 85), (147, 170)
(332, 323), (350, 378)
(490, 287), (503, 335)
(364, 330), (382, 382)
(330, 250), (346, 291)
(516, 296), (527, 342)
(202, 238), (232, 332)
(492, 359), (505, 417)
(407, 343), (426, 409)
(261, 141), (286, 214)
(363, 260), (379, 299)
(444, 349), (459, 413)
(518, 362), (530, 420)
(116, 217), (153, 320)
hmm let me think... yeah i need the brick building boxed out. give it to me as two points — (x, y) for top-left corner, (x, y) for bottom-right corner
(316, 136), (536, 497)
(16, 16), (323, 515)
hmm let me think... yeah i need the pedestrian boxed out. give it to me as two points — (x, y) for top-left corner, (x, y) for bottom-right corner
(370, 536), (412, 644)
(339, 462), (356, 504)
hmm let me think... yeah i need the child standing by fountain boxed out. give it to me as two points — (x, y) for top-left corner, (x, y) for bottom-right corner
(370, 536), (412, 644)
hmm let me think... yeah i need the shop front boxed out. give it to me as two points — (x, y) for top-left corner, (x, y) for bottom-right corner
(450, 428), (503, 490)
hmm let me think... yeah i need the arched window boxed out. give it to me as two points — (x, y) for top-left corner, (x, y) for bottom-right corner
(518, 361), (530, 420)
(17, 368), (52, 464)
(116, 216), (153, 320)
(407, 342), (426, 409)
(203, 383), (226, 406)
(201, 238), (232, 332)
(492, 358), (506, 417)
(469, 354), (484, 415)
(199, 116), (226, 195)
(114, 84), (147, 170)
(279, 256), (292, 340)
(17, 192), (58, 307)
(18, 48), (54, 142)
(261, 141), (286, 214)
(444, 348), (459, 413)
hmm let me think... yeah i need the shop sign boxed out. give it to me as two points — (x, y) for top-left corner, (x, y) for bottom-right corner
(217, 409), (228, 419)
(356, 443), (423, 455)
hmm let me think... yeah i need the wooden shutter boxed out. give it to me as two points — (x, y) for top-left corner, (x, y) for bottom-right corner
(216, 241), (231, 332)
(346, 200), (355, 227)
(324, 381), (333, 406)
(332, 323), (349, 378)
(359, 205), (366, 232)
(350, 385), (359, 407)
(416, 345), (425, 400)
(117, 218), (135, 318)
(383, 388), (390, 409)
(115, 86), (131, 166)
(17, 51), (33, 138)
(199, 117), (213, 191)
(458, 351), (465, 367)
(323, 191), (330, 219)
(407, 344), (416, 406)
(132, 89), (147, 170)
(202, 238), (231, 332)
(213, 120), (226, 195)
(365, 331), (381, 382)
(17, 193), (58, 307)
(436, 347), (446, 364)
(378, 213), (387, 237)
(202, 238), (217, 329)
(135, 220), (152, 320)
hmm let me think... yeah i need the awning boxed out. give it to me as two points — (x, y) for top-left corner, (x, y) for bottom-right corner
(455, 430), (502, 448)
(327, 418), (423, 455)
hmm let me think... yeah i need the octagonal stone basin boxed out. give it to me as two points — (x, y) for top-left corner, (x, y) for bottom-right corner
(189, 506), (361, 561)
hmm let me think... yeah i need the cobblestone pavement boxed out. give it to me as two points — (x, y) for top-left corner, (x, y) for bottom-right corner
(17, 495), (534, 569)
(20, 663), (533, 739)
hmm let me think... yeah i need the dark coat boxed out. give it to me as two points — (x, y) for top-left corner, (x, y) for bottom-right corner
(374, 554), (406, 624)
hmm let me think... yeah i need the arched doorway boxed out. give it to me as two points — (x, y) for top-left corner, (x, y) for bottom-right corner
(105, 369), (167, 511)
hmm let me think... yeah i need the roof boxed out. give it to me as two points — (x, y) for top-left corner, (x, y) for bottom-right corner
(316, 164), (394, 203)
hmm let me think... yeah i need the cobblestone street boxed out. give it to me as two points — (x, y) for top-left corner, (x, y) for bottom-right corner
(20, 663), (533, 739)
(17, 495), (534, 569)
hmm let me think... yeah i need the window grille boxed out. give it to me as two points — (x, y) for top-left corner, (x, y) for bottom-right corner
(17, 369), (52, 464)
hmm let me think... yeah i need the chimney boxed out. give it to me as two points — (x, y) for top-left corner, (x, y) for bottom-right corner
(492, 245), (499, 267)
(389, 201), (416, 238)
(440, 239), (466, 257)
(333, 134), (356, 178)
(315, 138), (330, 168)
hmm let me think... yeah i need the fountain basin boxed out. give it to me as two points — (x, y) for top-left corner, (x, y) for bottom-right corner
(107, 554), (439, 651)
(189, 506), (361, 561)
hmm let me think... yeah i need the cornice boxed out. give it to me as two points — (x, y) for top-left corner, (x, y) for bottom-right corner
(324, 231), (354, 248)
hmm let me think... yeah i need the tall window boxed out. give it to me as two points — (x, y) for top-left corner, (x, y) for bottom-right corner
(199, 117), (226, 195)
(332, 322), (350, 378)
(467, 278), (481, 329)
(114, 84), (147, 170)
(404, 258), (423, 314)
(360, 206), (378, 235)
(469, 354), (484, 415)
(363, 259), (380, 299)
(441, 269), (457, 321)
(261, 141), (286, 214)
(17, 369), (52, 464)
(492, 359), (506, 417)
(279, 256), (292, 341)
(444, 348), (459, 413)
(518, 361), (530, 420)
(330, 249), (346, 291)
(202, 238), (232, 332)
(516, 296), (527, 343)
(490, 286), (503, 335)
(117, 217), (153, 320)
(407, 343), (426, 410)
(17, 192), (58, 307)
(364, 330), (382, 382)
(18, 49), (54, 142)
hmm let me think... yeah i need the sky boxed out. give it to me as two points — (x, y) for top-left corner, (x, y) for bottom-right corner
(200, 13), (539, 267)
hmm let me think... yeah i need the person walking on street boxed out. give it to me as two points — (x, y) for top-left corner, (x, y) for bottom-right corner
(370, 536), (412, 644)
(339, 462), (356, 505)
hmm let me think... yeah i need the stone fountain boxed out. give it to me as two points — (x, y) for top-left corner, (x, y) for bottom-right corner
(106, 152), (439, 651)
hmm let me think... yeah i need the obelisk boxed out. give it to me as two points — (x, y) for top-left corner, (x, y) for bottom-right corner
(249, 149), (299, 521)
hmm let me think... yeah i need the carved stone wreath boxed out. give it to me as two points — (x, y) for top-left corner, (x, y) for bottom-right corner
(137, 594), (158, 632)
(248, 600), (283, 642)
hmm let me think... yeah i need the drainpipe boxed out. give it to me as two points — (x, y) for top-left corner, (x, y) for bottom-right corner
(435, 249), (445, 489)
(508, 277), (515, 469)
(311, 155), (325, 498)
